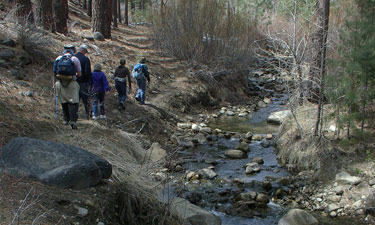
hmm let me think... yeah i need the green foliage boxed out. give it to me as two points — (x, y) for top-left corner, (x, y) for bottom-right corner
(325, 0), (375, 138)
(366, 149), (375, 162)
(339, 137), (359, 147)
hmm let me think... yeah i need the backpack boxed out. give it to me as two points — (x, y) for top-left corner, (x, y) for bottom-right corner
(132, 64), (145, 80)
(56, 55), (77, 76)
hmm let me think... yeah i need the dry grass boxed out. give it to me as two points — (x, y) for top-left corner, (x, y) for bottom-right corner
(117, 179), (181, 225)
(277, 102), (334, 171)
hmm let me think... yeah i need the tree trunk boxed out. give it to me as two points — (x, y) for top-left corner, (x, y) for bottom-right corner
(117, 0), (121, 23)
(125, 0), (129, 25)
(83, 0), (87, 10)
(53, 0), (68, 34)
(112, 0), (117, 28)
(130, 0), (135, 13)
(15, 0), (34, 24)
(93, 0), (111, 38)
(160, 0), (165, 24)
(313, 0), (330, 136)
(87, 0), (92, 17)
(35, 0), (54, 31)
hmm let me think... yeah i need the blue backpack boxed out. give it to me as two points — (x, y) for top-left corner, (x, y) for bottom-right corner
(55, 55), (76, 75)
(132, 64), (145, 80)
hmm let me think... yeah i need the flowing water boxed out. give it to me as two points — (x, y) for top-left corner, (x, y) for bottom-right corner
(171, 92), (366, 225)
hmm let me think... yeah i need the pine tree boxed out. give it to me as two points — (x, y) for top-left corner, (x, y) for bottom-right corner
(35, 0), (54, 31)
(53, 0), (68, 34)
(326, 0), (375, 138)
(93, 0), (112, 38)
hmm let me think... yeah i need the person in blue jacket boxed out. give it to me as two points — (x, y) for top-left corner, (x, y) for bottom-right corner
(91, 63), (110, 120)
(133, 57), (150, 105)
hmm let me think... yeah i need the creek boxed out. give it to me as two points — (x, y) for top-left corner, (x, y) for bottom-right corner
(169, 91), (365, 225)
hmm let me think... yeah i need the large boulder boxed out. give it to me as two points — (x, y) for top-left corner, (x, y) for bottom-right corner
(0, 137), (112, 189)
(224, 150), (247, 159)
(278, 209), (319, 225)
(335, 171), (361, 185)
(147, 142), (167, 162)
(267, 110), (292, 124)
(171, 197), (221, 225)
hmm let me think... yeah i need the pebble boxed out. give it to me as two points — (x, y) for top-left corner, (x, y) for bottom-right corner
(74, 205), (88, 217)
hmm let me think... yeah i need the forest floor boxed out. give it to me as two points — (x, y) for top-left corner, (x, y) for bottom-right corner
(0, 2), (247, 224)
(0, 1), (374, 225)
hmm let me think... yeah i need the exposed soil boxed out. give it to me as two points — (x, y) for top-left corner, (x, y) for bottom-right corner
(0, 2), (253, 225)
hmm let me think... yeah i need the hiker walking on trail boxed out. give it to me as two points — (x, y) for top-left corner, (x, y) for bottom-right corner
(75, 44), (92, 120)
(114, 59), (131, 111)
(133, 57), (150, 105)
(53, 45), (82, 129)
(91, 63), (110, 120)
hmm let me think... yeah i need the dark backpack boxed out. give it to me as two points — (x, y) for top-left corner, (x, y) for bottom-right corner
(55, 55), (76, 76)
(132, 64), (145, 80)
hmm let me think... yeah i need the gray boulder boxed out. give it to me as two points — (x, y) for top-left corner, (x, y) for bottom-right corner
(171, 197), (221, 225)
(278, 209), (319, 225)
(335, 171), (361, 185)
(267, 110), (292, 124)
(225, 150), (247, 159)
(93, 32), (105, 41)
(0, 137), (112, 189)
(2, 38), (16, 47)
(235, 142), (250, 152)
(0, 49), (15, 61)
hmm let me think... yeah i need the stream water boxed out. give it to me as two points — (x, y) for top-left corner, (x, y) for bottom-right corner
(170, 92), (366, 225)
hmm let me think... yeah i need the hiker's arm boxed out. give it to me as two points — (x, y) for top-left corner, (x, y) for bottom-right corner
(127, 68), (132, 89)
(144, 65), (150, 82)
(103, 74), (110, 92)
(72, 57), (82, 77)
(85, 58), (92, 79)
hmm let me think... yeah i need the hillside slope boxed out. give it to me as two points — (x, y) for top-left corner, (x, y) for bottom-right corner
(0, 2), (253, 225)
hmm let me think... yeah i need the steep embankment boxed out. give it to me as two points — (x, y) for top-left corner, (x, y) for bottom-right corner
(0, 1), (254, 224)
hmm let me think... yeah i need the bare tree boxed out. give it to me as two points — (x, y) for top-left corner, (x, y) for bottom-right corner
(53, 0), (68, 34)
(312, 0), (330, 136)
(35, 0), (54, 31)
(15, 0), (34, 24)
(93, 0), (112, 38)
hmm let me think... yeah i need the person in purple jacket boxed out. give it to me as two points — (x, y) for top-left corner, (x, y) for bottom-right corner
(91, 63), (110, 120)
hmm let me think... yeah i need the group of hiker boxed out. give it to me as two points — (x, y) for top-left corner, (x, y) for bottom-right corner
(53, 44), (150, 129)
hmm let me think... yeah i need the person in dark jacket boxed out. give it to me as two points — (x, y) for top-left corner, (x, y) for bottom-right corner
(75, 44), (92, 120)
(134, 57), (150, 105)
(114, 59), (132, 111)
(91, 63), (110, 120)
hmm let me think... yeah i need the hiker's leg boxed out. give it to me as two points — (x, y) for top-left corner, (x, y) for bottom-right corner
(139, 79), (146, 104)
(61, 103), (70, 122)
(115, 81), (124, 107)
(92, 93), (99, 117)
(79, 82), (91, 119)
(99, 92), (106, 115)
(69, 103), (79, 123)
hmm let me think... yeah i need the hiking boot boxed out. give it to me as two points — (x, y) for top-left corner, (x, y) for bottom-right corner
(70, 121), (77, 130)
(135, 96), (140, 102)
(92, 116), (97, 120)
(121, 102), (126, 110)
(100, 115), (106, 119)
(63, 120), (69, 125)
